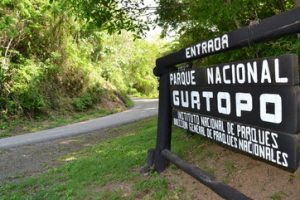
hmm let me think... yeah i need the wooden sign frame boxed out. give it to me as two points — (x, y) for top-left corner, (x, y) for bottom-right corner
(147, 7), (300, 200)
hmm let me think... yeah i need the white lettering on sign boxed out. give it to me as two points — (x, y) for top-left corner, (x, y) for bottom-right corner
(217, 92), (231, 115)
(170, 70), (196, 86)
(274, 58), (288, 83)
(191, 91), (200, 110)
(169, 55), (298, 170)
(236, 93), (253, 117)
(260, 94), (282, 124)
(172, 90), (283, 124)
(185, 34), (229, 59)
(202, 91), (213, 112)
(173, 111), (290, 167)
(207, 59), (288, 85)
(261, 60), (272, 83)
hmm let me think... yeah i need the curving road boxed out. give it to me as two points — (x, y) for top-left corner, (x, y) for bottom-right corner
(0, 97), (158, 149)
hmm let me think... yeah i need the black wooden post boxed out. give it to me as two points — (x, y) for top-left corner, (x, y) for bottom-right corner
(153, 67), (173, 172)
(162, 149), (251, 200)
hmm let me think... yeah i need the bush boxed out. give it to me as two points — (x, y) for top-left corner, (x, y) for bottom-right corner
(5, 60), (46, 116)
(72, 95), (94, 112)
(72, 83), (106, 111)
(85, 83), (105, 102)
(18, 86), (45, 115)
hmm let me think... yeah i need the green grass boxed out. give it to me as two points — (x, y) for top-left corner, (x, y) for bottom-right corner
(0, 117), (208, 200)
(0, 107), (120, 138)
(271, 191), (288, 200)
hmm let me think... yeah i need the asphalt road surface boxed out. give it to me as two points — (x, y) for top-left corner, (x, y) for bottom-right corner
(0, 98), (158, 181)
(0, 97), (158, 149)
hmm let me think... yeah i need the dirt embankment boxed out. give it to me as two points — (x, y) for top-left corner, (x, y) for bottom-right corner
(164, 143), (300, 200)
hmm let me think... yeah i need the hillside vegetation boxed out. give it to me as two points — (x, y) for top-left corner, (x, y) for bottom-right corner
(0, 0), (162, 126)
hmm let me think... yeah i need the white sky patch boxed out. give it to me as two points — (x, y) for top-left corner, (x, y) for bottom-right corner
(141, 0), (175, 42)
(119, 0), (174, 42)
(141, 0), (160, 41)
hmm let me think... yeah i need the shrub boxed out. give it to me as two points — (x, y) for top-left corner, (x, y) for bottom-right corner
(72, 83), (106, 111)
(6, 60), (46, 116)
(18, 86), (45, 115)
(72, 95), (94, 112)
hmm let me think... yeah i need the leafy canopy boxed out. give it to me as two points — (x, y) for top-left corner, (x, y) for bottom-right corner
(156, 0), (298, 66)
(58, 0), (151, 37)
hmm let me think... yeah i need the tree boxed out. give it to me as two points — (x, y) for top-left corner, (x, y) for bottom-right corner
(156, 0), (298, 66)
(157, 0), (295, 41)
(0, 0), (160, 117)
(59, 0), (150, 38)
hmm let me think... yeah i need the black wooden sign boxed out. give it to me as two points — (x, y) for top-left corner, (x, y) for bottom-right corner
(170, 54), (300, 171)
(148, 7), (300, 200)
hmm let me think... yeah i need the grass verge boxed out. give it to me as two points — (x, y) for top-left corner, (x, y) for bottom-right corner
(0, 117), (205, 200)
(1, 117), (299, 199)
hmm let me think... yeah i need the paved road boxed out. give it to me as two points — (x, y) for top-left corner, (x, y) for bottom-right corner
(0, 98), (158, 149)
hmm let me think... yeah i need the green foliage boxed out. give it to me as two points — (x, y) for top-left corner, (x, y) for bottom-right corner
(100, 32), (163, 97)
(0, 59), (46, 117)
(72, 84), (106, 112)
(64, 0), (149, 37)
(72, 95), (94, 112)
(271, 191), (288, 200)
(157, 0), (299, 67)
(0, 0), (162, 119)
(158, 0), (295, 37)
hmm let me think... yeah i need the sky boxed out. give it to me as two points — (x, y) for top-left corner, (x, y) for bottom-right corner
(143, 0), (176, 42)
(120, 0), (174, 41)
(142, 0), (163, 41)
